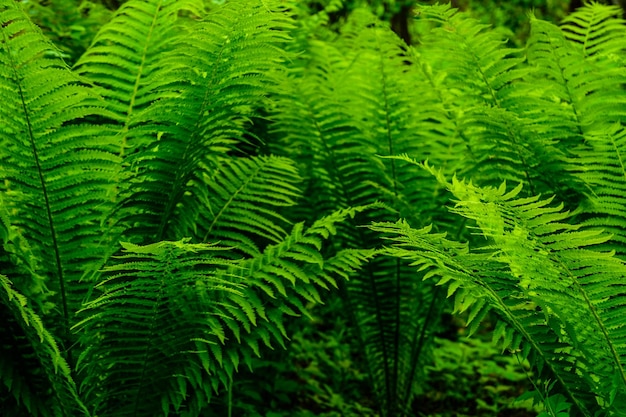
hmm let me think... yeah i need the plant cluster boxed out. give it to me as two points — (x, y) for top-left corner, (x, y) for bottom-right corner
(2, 1), (626, 417)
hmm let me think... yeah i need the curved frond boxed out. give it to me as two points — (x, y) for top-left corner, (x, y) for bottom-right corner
(418, 4), (580, 200)
(528, 11), (626, 136)
(75, 206), (375, 417)
(74, 239), (238, 417)
(525, 15), (588, 152)
(561, 2), (626, 63)
(0, 274), (88, 417)
(195, 155), (302, 257)
(269, 11), (456, 415)
(0, 0), (120, 349)
(74, 0), (203, 155)
(270, 39), (383, 217)
(573, 125), (626, 258)
(527, 5), (626, 257)
(372, 167), (626, 416)
(115, 0), (293, 242)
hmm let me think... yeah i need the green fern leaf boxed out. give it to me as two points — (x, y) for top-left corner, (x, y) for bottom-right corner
(112, 0), (293, 242)
(74, 0), (204, 155)
(75, 206), (375, 416)
(74, 239), (239, 417)
(528, 10), (626, 136)
(418, 4), (581, 200)
(195, 155), (301, 256)
(0, 274), (89, 417)
(572, 124), (626, 258)
(269, 10), (458, 415)
(372, 168), (626, 416)
(0, 0), (121, 353)
(561, 2), (626, 63)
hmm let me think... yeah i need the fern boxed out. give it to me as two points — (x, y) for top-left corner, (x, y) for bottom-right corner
(561, 2), (626, 64)
(418, 4), (587, 203)
(372, 160), (626, 416)
(73, 0), (202, 155)
(0, 274), (88, 417)
(111, 0), (294, 243)
(6, 0), (626, 415)
(74, 207), (374, 417)
(362, 4), (626, 415)
(1, 0), (372, 415)
(194, 155), (301, 256)
(0, 0), (120, 353)
(269, 9), (454, 416)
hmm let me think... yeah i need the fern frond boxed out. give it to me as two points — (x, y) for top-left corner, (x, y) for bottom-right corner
(561, 1), (626, 63)
(75, 206), (375, 417)
(270, 39), (383, 218)
(418, 4), (526, 108)
(73, 0), (203, 154)
(269, 11), (457, 415)
(0, 274), (88, 417)
(525, 15), (588, 156)
(74, 239), (239, 417)
(572, 124), (626, 258)
(528, 11), (626, 136)
(417, 4), (578, 199)
(527, 6), (626, 257)
(0, 0), (120, 350)
(194, 155), (301, 257)
(338, 9), (446, 217)
(448, 177), (626, 415)
(114, 0), (293, 242)
(372, 170), (626, 416)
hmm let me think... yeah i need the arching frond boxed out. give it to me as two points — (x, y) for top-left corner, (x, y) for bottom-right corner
(73, 0), (204, 154)
(194, 155), (301, 257)
(527, 5), (626, 257)
(114, 0), (293, 243)
(0, 274), (88, 417)
(372, 167), (626, 417)
(270, 38), (382, 218)
(528, 11), (626, 136)
(525, 15), (587, 152)
(269, 10), (454, 415)
(0, 0), (120, 349)
(573, 124), (626, 258)
(418, 4), (579, 200)
(74, 206), (375, 417)
(74, 239), (238, 417)
(561, 1), (626, 63)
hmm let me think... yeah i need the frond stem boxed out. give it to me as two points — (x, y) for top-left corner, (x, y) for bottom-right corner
(3, 28), (73, 364)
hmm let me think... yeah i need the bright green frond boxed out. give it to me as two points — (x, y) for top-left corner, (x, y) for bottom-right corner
(0, 0), (121, 348)
(372, 173), (626, 416)
(572, 124), (626, 257)
(528, 11), (626, 136)
(75, 207), (375, 416)
(74, 0), (203, 154)
(413, 4), (590, 204)
(526, 15), (587, 153)
(417, 4), (566, 196)
(114, 0), (293, 243)
(195, 155), (301, 256)
(561, 2), (626, 63)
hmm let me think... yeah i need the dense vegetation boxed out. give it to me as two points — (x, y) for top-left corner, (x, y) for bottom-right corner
(2, 0), (626, 416)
